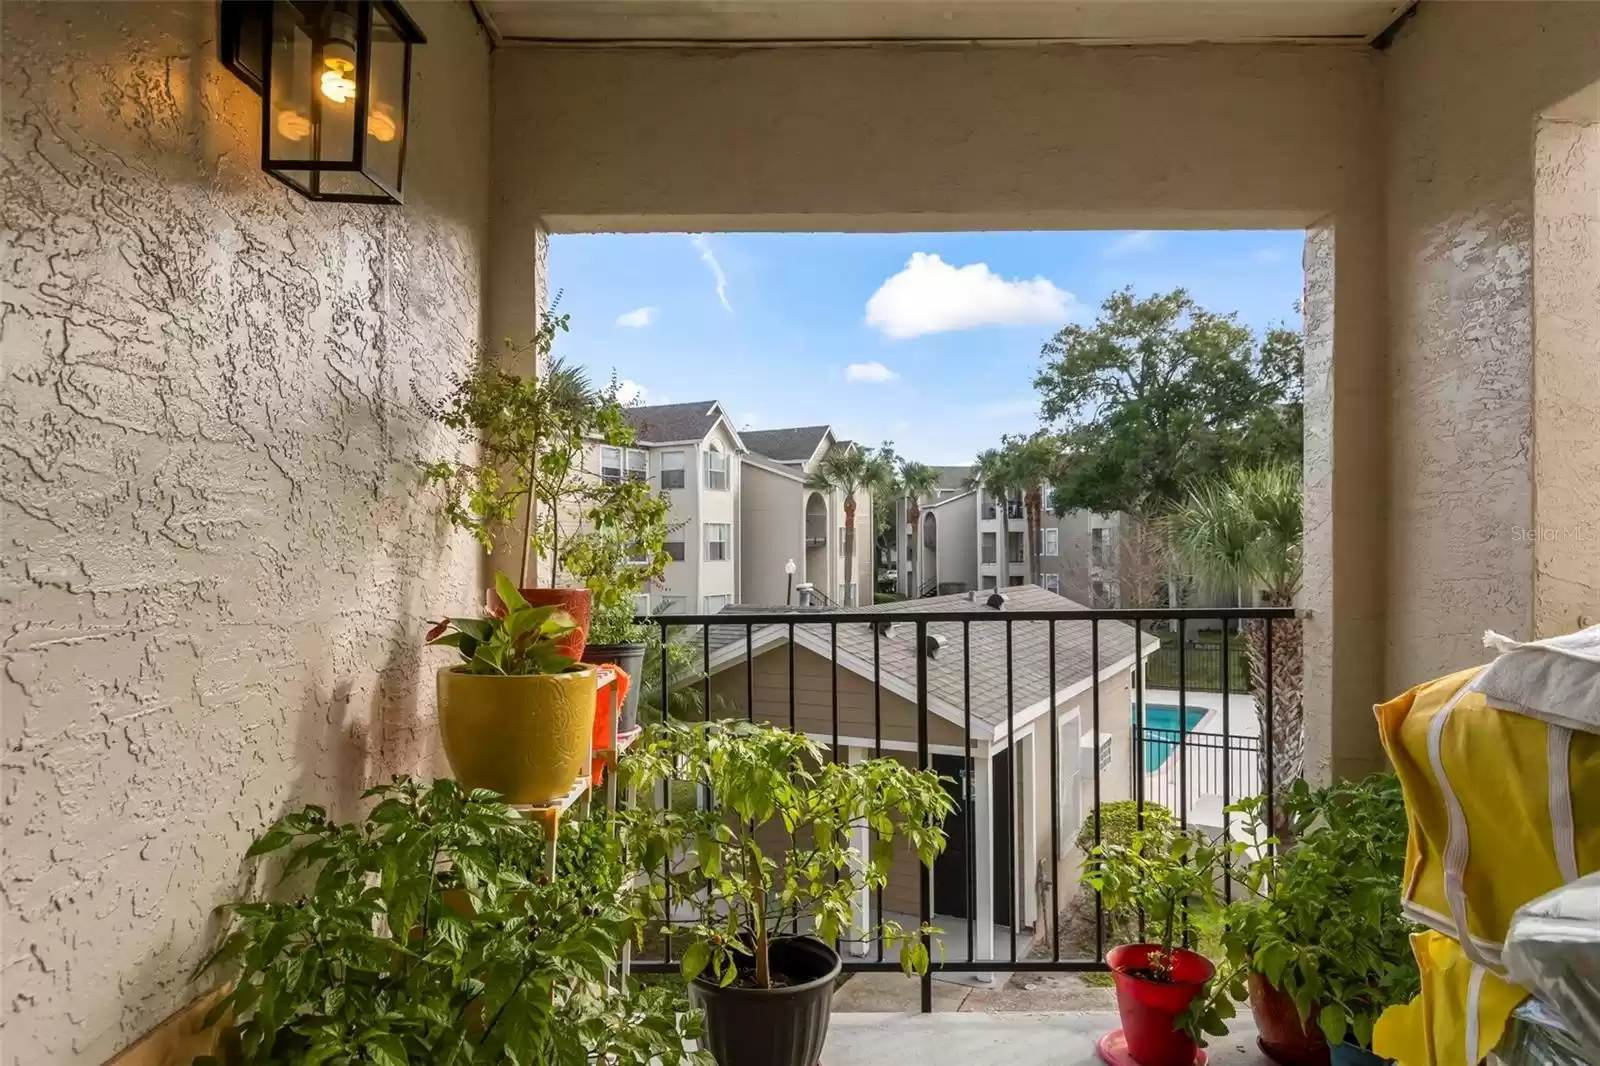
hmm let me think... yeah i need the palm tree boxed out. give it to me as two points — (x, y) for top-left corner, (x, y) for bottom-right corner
(897, 461), (940, 594)
(967, 448), (1020, 586)
(1001, 432), (1063, 587)
(805, 444), (892, 606)
(1164, 462), (1303, 787)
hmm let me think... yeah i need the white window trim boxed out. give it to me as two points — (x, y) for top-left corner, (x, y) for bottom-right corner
(703, 594), (730, 614)
(704, 446), (729, 491)
(661, 450), (686, 490)
(1043, 573), (1061, 594)
(633, 593), (650, 616)
(1043, 528), (1059, 557)
(599, 445), (623, 482)
(705, 522), (731, 561)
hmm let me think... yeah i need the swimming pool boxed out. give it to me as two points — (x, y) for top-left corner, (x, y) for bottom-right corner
(1137, 704), (1207, 771)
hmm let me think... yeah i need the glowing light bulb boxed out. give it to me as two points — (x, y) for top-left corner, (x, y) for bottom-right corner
(276, 108), (312, 141)
(367, 107), (397, 143)
(320, 56), (356, 104)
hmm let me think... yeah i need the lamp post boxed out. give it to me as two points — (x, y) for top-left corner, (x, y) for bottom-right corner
(785, 559), (796, 606)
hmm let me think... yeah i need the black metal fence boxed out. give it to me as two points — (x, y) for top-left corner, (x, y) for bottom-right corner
(1144, 636), (1252, 693)
(628, 606), (1294, 1011)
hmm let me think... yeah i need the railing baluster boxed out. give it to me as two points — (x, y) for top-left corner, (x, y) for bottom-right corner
(1049, 618), (1060, 963)
(660, 619), (672, 965)
(1091, 617), (1103, 963)
(963, 619), (974, 968)
(1265, 617), (1276, 855)
(1221, 618), (1232, 903)
(831, 621), (839, 764)
(1006, 617), (1017, 967)
(916, 618), (933, 1014)
(745, 622), (754, 722)
(874, 620), (884, 966)
(1178, 620), (1188, 832)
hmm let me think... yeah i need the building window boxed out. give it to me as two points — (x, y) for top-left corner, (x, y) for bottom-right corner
(1043, 528), (1058, 557)
(705, 523), (730, 561)
(656, 596), (685, 615)
(981, 532), (997, 565)
(1091, 579), (1110, 608)
(601, 446), (646, 483)
(839, 526), (847, 556)
(1090, 527), (1106, 568)
(633, 593), (650, 616)
(704, 446), (729, 491)
(664, 540), (686, 563)
(981, 575), (997, 591)
(1007, 575), (1025, 587)
(661, 451), (685, 490)
(703, 594), (730, 614)
(905, 533), (915, 561)
(1043, 573), (1061, 594)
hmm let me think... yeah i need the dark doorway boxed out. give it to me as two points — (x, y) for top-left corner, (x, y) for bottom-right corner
(931, 753), (970, 918)
(993, 747), (1014, 927)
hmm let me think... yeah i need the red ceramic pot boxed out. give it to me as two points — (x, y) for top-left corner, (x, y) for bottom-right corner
(1248, 972), (1329, 1066)
(1107, 943), (1215, 1066)
(488, 586), (592, 662)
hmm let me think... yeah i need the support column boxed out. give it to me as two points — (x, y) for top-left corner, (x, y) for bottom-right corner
(971, 749), (995, 982)
(845, 746), (872, 957)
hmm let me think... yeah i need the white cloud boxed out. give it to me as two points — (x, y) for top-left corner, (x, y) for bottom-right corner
(844, 361), (899, 384)
(690, 234), (732, 313)
(1103, 230), (1159, 256)
(865, 253), (1074, 339)
(614, 306), (656, 329)
(614, 379), (648, 405)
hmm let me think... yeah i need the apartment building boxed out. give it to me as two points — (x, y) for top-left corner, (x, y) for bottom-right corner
(582, 400), (745, 615)
(739, 426), (874, 607)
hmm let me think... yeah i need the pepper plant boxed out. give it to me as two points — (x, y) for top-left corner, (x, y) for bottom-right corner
(194, 778), (709, 1066)
(1080, 826), (1240, 1042)
(1219, 774), (1417, 1050)
(618, 720), (955, 987)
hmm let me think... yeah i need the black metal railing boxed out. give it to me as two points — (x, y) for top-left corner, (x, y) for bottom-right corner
(1145, 636), (1252, 693)
(626, 605), (1296, 1011)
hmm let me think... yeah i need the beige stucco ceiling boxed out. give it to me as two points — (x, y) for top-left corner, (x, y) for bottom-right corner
(477, 0), (1414, 46)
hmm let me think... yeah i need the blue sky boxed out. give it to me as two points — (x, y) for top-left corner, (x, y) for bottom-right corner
(548, 230), (1304, 466)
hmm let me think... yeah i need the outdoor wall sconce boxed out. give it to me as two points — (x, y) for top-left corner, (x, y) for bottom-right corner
(220, 0), (425, 204)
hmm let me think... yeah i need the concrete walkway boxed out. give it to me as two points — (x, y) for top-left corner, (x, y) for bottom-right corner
(827, 1012), (1272, 1066)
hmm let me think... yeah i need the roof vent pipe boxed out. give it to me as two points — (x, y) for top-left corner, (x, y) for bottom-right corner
(796, 584), (813, 608)
(871, 620), (896, 638)
(967, 590), (977, 603)
(987, 592), (1008, 610)
(923, 633), (946, 660)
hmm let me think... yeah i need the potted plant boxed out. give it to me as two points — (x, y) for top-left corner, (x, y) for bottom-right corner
(428, 573), (595, 805)
(1081, 827), (1235, 1066)
(194, 777), (710, 1065)
(1218, 776), (1416, 1066)
(563, 477), (674, 731)
(618, 720), (955, 1066)
(421, 314), (650, 662)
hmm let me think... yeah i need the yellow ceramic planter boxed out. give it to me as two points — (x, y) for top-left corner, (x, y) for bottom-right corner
(436, 666), (597, 805)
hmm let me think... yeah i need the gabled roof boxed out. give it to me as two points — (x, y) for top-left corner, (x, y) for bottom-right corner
(700, 585), (1155, 743)
(933, 465), (973, 492)
(623, 401), (744, 449)
(740, 450), (809, 483)
(741, 425), (832, 463)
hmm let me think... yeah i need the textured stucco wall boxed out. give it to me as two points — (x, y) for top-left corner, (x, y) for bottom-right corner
(1382, 2), (1600, 693)
(0, 3), (491, 1062)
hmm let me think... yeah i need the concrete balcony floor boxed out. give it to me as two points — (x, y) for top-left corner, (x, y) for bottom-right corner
(828, 1012), (1271, 1066)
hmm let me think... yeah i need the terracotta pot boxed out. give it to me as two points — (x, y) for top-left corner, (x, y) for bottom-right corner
(518, 587), (591, 661)
(436, 666), (596, 804)
(1249, 972), (1330, 1066)
(1107, 943), (1215, 1066)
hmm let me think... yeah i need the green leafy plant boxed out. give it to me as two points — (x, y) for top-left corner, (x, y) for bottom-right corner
(419, 319), (670, 595)
(585, 598), (653, 647)
(618, 720), (955, 988)
(1080, 826), (1238, 1043)
(425, 574), (582, 676)
(1220, 774), (1417, 1050)
(194, 778), (710, 1066)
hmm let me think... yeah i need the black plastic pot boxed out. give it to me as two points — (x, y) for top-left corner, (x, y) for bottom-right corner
(687, 936), (841, 1066)
(583, 642), (645, 731)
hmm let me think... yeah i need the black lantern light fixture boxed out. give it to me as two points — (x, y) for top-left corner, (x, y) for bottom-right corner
(221, 1), (425, 204)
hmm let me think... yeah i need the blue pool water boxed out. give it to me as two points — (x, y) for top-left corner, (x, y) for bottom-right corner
(1137, 704), (1207, 771)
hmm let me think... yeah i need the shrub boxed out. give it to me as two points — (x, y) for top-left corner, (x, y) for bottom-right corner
(1073, 799), (1175, 854)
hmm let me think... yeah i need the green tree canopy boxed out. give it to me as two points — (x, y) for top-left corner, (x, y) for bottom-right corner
(1035, 288), (1302, 516)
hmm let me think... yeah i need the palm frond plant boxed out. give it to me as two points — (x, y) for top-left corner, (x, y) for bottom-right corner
(896, 460), (941, 593)
(967, 446), (1021, 585)
(1164, 462), (1304, 785)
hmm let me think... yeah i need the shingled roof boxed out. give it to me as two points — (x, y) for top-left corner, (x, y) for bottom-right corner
(622, 401), (727, 444)
(695, 585), (1153, 740)
(741, 426), (832, 463)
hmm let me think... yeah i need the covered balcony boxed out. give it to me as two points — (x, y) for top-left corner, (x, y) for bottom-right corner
(4, 1), (1597, 1064)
